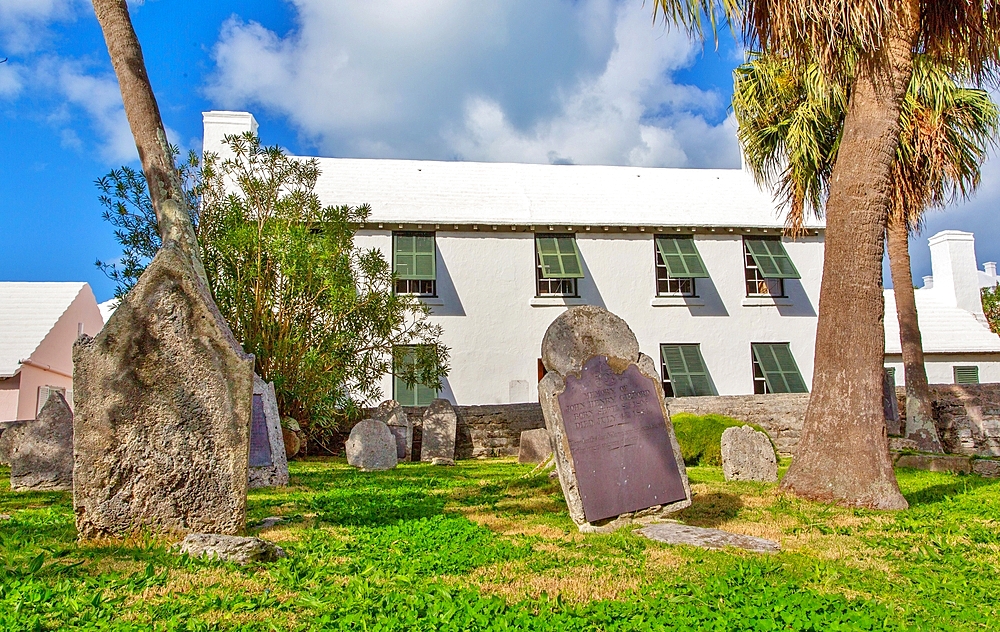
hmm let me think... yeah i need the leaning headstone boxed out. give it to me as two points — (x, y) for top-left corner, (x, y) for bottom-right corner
(371, 400), (412, 461)
(73, 244), (254, 539)
(345, 420), (398, 471)
(177, 533), (286, 564)
(720, 425), (778, 483)
(421, 399), (457, 465)
(635, 523), (780, 553)
(249, 375), (289, 488)
(8, 392), (74, 491)
(518, 428), (553, 464)
(538, 306), (691, 533)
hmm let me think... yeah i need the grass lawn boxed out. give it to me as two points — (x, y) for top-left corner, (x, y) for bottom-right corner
(1, 459), (998, 631)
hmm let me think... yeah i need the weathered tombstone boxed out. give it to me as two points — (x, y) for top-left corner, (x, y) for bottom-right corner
(73, 244), (255, 539)
(720, 425), (778, 483)
(371, 400), (412, 461)
(8, 392), (74, 491)
(249, 375), (289, 488)
(883, 368), (902, 436)
(421, 399), (457, 465)
(345, 419), (398, 471)
(282, 417), (302, 459)
(0, 421), (27, 466)
(518, 428), (553, 464)
(538, 306), (691, 533)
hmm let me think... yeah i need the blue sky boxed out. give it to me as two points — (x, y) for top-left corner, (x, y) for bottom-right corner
(1, 0), (997, 303)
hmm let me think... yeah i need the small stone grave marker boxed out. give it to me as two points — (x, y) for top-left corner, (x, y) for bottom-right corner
(371, 400), (412, 461)
(346, 420), (398, 471)
(883, 368), (902, 436)
(518, 428), (553, 464)
(421, 399), (457, 465)
(539, 306), (691, 532)
(9, 392), (74, 491)
(249, 375), (289, 488)
(636, 523), (780, 553)
(720, 425), (778, 483)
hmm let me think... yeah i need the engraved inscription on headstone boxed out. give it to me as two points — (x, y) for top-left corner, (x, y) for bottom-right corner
(557, 355), (687, 523)
(250, 394), (273, 468)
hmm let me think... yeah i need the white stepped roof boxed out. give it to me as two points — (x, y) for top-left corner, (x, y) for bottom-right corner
(0, 282), (87, 377)
(884, 288), (1000, 354)
(309, 157), (823, 229)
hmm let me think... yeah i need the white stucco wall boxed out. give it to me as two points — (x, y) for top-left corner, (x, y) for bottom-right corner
(884, 353), (1000, 387)
(356, 229), (824, 405)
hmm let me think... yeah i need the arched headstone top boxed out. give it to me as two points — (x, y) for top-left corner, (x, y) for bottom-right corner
(541, 306), (640, 376)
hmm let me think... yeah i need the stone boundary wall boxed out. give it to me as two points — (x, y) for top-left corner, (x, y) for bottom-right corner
(403, 403), (545, 460)
(667, 394), (810, 457)
(930, 384), (1000, 457)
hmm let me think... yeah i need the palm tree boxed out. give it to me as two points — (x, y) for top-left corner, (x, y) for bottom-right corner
(733, 53), (999, 454)
(654, 0), (999, 508)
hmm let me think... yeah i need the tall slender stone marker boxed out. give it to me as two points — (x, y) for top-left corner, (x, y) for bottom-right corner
(249, 375), (289, 488)
(372, 400), (412, 461)
(421, 399), (457, 465)
(73, 245), (255, 539)
(9, 392), (74, 491)
(539, 306), (691, 533)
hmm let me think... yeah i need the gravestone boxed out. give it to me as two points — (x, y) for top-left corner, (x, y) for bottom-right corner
(883, 368), (902, 436)
(538, 305), (691, 532)
(0, 421), (27, 466)
(282, 417), (302, 459)
(249, 375), (289, 488)
(636, 523), (780, 553)
(346, 420), (398, 471)
(720, 425), (778, 483)
(371, 400), (412, 461)
(518, 428), (553, 464)
(9, 392), (74, 491)
(421, 399), (457, 465)
(73, 244), (254, 539)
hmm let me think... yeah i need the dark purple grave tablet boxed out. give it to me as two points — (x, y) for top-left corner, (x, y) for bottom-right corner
(249, 394), (273, 468)
(557, 355), (686, 523)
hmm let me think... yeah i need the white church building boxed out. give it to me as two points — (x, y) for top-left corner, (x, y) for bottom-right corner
(203, 111), (999, 407)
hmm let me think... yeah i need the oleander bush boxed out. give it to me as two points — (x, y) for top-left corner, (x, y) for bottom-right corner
(1, 459), (998, 630)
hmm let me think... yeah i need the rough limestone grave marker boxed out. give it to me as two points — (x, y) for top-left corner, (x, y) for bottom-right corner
(372, 400), (412, 461)
(73, 244), (254, 539)
(721, 425), (778, 483)
(249, 374), (289, 488)
(421, 399), (457, 465)
(346, 420), (398, 471)
(539, 306), (691, 532)
(9, 392), (74, 491)
(518, 428), (553, 464)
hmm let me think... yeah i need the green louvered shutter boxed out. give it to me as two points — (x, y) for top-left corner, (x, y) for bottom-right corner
(954, 366), (979, 385)
(660, 344), (716, 397)
(394, 233), (436, 280)
(752, 343), (808, 393)
(655, 237), (709, 278)
(536, 235), (584, 279)
(393, 346), (437, 406)
(745, 239), (800, 279)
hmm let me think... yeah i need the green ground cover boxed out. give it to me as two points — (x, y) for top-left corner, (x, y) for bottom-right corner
(1, 459), (997, 631)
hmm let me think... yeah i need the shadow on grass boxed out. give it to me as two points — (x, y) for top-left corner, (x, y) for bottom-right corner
(675, 492), (743, 528)
(902, 474), (999, 507)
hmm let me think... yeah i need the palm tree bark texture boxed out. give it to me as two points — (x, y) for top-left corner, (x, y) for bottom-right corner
(779, 3), (919, 509)
(91, 0), (208, 288)
(886, 219), (943, 452)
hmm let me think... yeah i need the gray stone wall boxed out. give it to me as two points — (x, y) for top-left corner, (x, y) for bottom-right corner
(404, 403), (545, 459)
(667, 394), (810, 457)
(929, 384), (1000, 457)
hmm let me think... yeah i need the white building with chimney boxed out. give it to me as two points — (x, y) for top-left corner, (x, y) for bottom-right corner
(203, 111), (999, 406)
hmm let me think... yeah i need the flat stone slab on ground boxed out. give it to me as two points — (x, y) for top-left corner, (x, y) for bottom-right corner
(177, 533), (286, 564)
(518, 428), (553, 464)
(721, 425), (777, 483)
(9, 392), (74, 491)
(346, 420), (398, 471)
(636, 522), (780, 554)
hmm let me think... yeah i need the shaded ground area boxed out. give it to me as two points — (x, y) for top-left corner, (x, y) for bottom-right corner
(1, 458), (997, 630)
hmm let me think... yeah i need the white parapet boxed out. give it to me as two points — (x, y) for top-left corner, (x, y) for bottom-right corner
(928, 230), (985, 319)
(202, 111), (259, 159)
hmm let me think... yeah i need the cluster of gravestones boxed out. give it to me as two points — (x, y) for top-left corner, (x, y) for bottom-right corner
(345, 398), (458, 471)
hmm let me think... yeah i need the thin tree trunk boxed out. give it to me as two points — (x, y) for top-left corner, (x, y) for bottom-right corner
(886, 219), (943, 452)
(91, 0), (208, 287)
(780, 5), (920, 509)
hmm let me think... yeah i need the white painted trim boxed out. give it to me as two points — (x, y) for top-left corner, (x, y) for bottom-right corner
(650, 297), (705, 307)
(741, 296), (793, 307)
(529, 297), (587, 307)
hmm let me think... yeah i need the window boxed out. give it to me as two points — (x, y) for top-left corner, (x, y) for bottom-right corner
(751, 343), (808, 394)
(744, 238), (800, 297)
(954, 366), (980, 385)
(394, 232), (436, 296)
(660, 344), (716, 397)
(393, 345), (437, 406)
(535, 234), (583, 296)
(655, 236), (709, 297)
(36, 385), (67, 416)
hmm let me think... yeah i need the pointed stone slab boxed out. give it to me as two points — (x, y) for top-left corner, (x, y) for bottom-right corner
(9, 392), (74, 491)
(636, 522), (780, 554)
(421, 399), (457, 463)
(73, 244), (254, 539)
(371, 400), (412, 461)
(539, 306), (691, 533)
(249, 375), (289, 488)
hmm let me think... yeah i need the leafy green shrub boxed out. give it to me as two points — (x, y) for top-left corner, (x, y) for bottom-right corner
(671, 412), (772, 466)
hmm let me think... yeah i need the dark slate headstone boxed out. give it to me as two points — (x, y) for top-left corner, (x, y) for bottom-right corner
(248, 375), (289, 488)
(883, 369), (902, 436)
(249, 394), (273, 468)
(557, 356), (687, 523)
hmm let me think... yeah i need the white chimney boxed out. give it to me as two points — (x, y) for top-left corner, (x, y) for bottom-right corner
(202, 111), (258, 160)
(922, 275), (934, 289)
(928, 230), (985, 319)
(985, 262), (997, 278)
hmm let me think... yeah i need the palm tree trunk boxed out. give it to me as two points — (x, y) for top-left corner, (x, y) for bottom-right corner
(780, 4), (920, 509)
(886, 219), (943, 452)
(91, 0), (208, 287)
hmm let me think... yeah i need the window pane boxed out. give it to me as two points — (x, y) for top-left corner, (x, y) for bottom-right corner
(752, 343), (808, 393)
(660, 344), (715, 397)
(746, 239), (800, 279)
(655, 237), (709, 278)
(395, 232), (436, 280)
(536, 234), (584, 279)
(393, 345), (438, 405)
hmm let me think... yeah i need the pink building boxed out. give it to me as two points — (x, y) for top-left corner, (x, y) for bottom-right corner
(0, 283), (104, 422)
